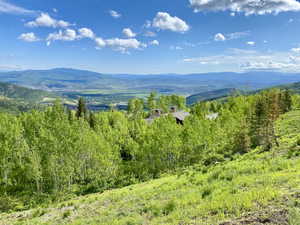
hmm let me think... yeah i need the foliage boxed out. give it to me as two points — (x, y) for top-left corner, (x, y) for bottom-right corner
(0, 89), (297, 214)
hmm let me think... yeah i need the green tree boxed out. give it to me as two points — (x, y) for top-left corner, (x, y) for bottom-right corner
(76, 97), (87, 119)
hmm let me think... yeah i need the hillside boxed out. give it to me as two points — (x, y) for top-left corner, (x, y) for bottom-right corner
(186, 88), (239, 105)
(0, 82), (55, 103)
(279, 82), (300, 94)
(1, 110), (300, 225)
(0, 82), (57, 113)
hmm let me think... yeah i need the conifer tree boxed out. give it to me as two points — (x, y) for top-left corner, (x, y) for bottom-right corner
(67, 108), (73, 122)
(89, 112), (96, 129)
(76, 97), (87, 119)
(147, 92), (157, 112)
(282, 89), (292, 113)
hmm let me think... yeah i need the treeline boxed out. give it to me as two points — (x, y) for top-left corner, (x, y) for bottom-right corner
(0, 89), (297, 211)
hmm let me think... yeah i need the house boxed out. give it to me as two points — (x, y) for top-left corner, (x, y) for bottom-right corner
(145, 107), (190, 125)
(206, 113), (219, 120)
(171, 111), (190, 125)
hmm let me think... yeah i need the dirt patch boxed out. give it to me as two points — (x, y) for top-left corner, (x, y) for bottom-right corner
(219, 207), (289, 225)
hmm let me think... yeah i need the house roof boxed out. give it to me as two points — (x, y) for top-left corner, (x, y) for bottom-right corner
(206, 113), (219, 120)
(145, 110), (190, 124)
(171, 111), (190, 121)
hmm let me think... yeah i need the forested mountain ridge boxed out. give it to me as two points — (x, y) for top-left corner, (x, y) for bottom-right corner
(0, 81), (55, 103)
(1, 68), (300, 94)
(0, 81), (57, 113)
(186, 88), (239, 105)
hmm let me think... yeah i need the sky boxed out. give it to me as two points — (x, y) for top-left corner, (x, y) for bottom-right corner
(1, 0), (300, 74)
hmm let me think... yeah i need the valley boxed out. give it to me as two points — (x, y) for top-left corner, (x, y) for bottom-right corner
(1, 68), (300, 110)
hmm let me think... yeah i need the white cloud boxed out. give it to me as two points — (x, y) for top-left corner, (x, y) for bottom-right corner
(46, 29), (78, 45)
(26, 13), (70, 28)
(18, 32), (39, 42)
(106, 38), (144, 53)
(183, 48), (300, 72)
(143, 20), (152, 29)
(95, 38), (106, 48)
(95, 37), (146, 53)
(189, 0), (300, 15)
(78, 28), (95, 39)
(122, 28), (136, 38)
(109, 10), (121, 18)
(144, 31), (156, 37)
(247, 41), (255, 45)
(291, 47), (300, 53)
(214, 31), (250, 41)
(149, 40), (159, 46)
(214, 33), (226, 41)
(241, 61), (296, 71)
(152, 12), (190, 33)
(227, 31), (250, 40)
(170, 46), (183, 50)
(0, 0), (34, 15)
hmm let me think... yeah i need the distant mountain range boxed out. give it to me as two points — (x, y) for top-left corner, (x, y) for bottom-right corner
(1, 68), (300, 96)
(1, 68), (300, 109)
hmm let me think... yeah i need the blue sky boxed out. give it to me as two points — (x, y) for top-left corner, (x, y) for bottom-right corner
(1, 0), (300, 74)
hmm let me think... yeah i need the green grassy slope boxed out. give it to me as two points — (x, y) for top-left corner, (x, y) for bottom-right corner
(1, 111), (300, 225)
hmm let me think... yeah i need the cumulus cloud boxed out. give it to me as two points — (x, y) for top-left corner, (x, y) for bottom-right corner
(214, 33), (226, 41)
(152, 12), (190, 33)
(95, 37), (146, 53)
(291, 47), (300, 53)
(189, 0), (300, 15)
(78, 28), (95, 39)
(46, 29), (78, 45)
(18, 32), (39, 42)
(0, 0), (35, 15)
(26, 13), (70, 28)
(109, 10), (121, 18)
(149, 40), (159, 46)
(122, 28), (136, 38)
(247, 41), (255, 45)
(95, 38), (106, 48)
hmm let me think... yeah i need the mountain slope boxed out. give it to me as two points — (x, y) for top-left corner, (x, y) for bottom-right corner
(186, 88), (239, 105)
(2, 110), (300, 225)
(1, 69), (300, 95)
(278, 82), (300, 93)
(0, 82), (55, 103)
